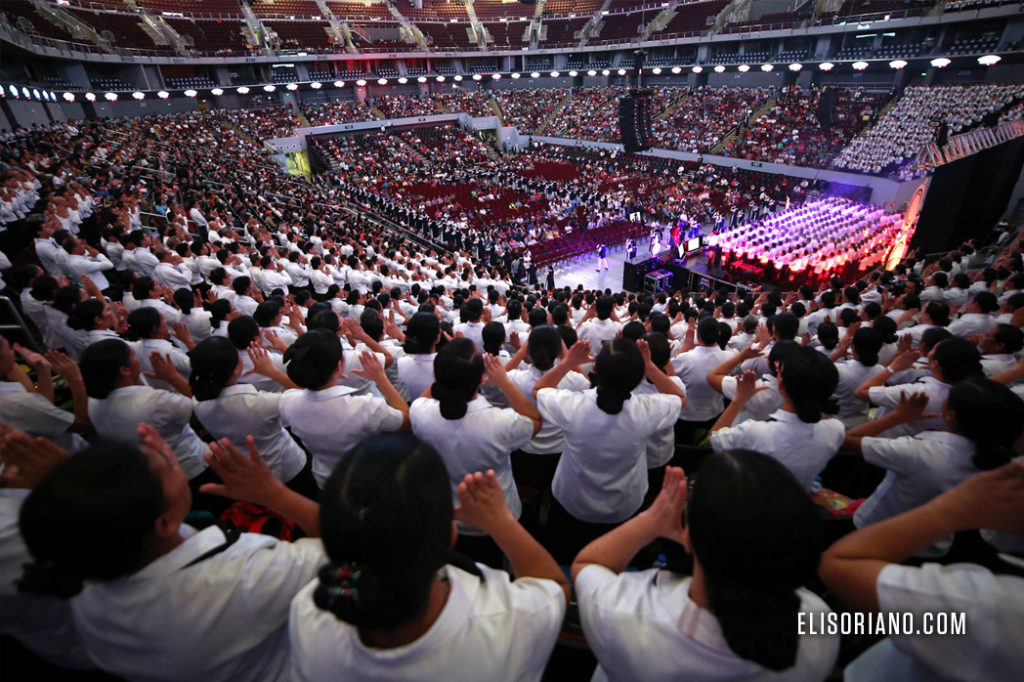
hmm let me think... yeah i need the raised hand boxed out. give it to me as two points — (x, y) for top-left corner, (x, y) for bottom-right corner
(44, 349), (81, 381)
(13, 343), (51, 372)
(0, 428), (70, 489)
(145, 352), (180, 383)
(641, 466), (688, 544)
(245, 343), (277, 376)
(351, 350), (386, 385)
(891, 391), (938, 422)
(453, 470), (515, 533)
(200, 436), (281, 507)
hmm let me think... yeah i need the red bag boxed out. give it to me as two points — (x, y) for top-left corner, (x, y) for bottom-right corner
(219, 501), (297, 541)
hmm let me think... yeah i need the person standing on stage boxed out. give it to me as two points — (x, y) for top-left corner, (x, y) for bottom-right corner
(546, 266), (556, 291)
(596, 244), (609, 272)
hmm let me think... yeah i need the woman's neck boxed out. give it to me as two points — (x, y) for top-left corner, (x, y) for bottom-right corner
(687, 562), (712, 611)
(358, 573), (451, 649)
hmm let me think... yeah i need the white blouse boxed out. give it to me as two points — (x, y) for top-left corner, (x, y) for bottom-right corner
(410, 396), (534, 531)
(278, 386), (404, 487)
(537, 388), (683, 523)
(194, 384), (307, 483)
(289, 563), (566, 682)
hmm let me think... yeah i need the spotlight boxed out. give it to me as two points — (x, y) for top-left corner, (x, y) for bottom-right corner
(132, 91), (145, 100)
(263, 84), (276, 92)
(21, 87), (29, 99)
(211, 88), (223, 96)
(511, 72), (521, 79)
(157, 90), (169, 99)
(568, 70), (578, 77)
(492, 73), (501, 80)
(714, 65), (725, 73)
(738, 64), (750, 72)
(437, 75), (446, 82)
(333, 81), (345, 88)
(978, 54), (1002, 66)
(310, 82), (323, 89)
(587, 70), (597, 76)
(237, 86), (250, 94)
(32, 88), (40, 100)
(852, 61), (869, 71)
(286, 83), (299, 90)
(788, 63), (802, 71)
(356, 80), (367, 86)
(692, 66), (702, 73)
(819, 62), (835, 72)
(652, 67), (662, 75)
(184, 89), (198, 97)
(63, 92), (76, 102)
(761, 63), (773, 72)
(454, 75), (464, 81)
(551, 71), (561, 77)
(473, 74), (483, 80)
(377, 79), (387, 85)
(104, 92), (118, 101)
(888, 60), (907, 70)
(930, 58), (951, 68)
(531, 71), (541, 78)
(602, 69), (610, 76)
(85, 92), (96, 102)
(617, 69), (626, 76)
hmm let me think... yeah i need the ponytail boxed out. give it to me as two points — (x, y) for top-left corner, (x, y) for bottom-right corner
(947, 377), (1024, 471)
(431, 338), (483, 421)
(707, 585), (802, 672)
(189, 337), (239, 401)
(592, 338), (644, 416)
(780, 347), (839, 424)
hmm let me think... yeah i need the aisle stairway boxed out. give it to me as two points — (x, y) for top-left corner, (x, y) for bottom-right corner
(535, 92), (577, 135)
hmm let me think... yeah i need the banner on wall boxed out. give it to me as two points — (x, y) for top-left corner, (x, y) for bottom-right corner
(885, 177), (928, 271)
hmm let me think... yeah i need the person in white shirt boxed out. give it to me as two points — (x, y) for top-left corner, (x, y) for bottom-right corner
(16, 429), (325, 682)
(411, 338), (541, 553)
(124, 307), (192, 394)
(534, 338), (685, 562)
(172, 288), (214, 342)
(396, 312), (441, 402)
(278, 330), (409, 488)
(189, 337), (318, 498)
(454, 298), (486, 349)
(843, 378), (1023, 548)
(289, 434), (569, 682)
(977, 323), (1023, 377)
(948, 290), (998, 338)
(33, 219), (66, 278)
(830, 326), (887, 427)
(576, 296), (622, 357)
(820, 461), (1024, 682)
(855, 337), (983, 438)
(61, 237), (114, 293)
(153, 250), (194, 291)
(79, 339), (212, 492)
(672, 317), (736, 439)
(709, 346), (845, 491)
(573, 456), (840, 682)
(505, 326), (592, 508)
(707, 341), (791, 427)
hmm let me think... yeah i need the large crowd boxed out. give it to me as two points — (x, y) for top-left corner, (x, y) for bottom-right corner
(0, 100), (1022, 682)
(833, 83), (1024, 177)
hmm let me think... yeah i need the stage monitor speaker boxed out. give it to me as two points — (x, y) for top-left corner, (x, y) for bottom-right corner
(619, 90), (652, 153)
(623, 256), (659, 291)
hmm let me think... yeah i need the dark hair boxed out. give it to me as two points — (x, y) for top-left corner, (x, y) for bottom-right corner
(527, 326), (562, 372)
(992, 323), (1024, 354)
(779, 346), (839, 423)
(124, 307), (162, 341)
(253, 301), (282, 328)
(771, 313), (799, 341)
(404, 313), (440, 355)
(622, 321), (646, 342)
(463, 298), (483, 322)
(696, 316), (720, 346)
(687, 450), (822, 671)
(919, 327), (952, 353)
(593, 338), (644, 415)
(947, 377), (1024, 470)
(284, 329), (344, 390)
(431, 338), (483, 420)
(80, 339), (132, 399)
(67, 298), (105, 332)
(815, 322), (839, 351)
(314, 434), (452, 630)
(767, 340), (799, 376)
(873, 315), (898, 345)
(481, 321), (506, 356)
(716, 322), (732, 351)
(52, 285), (81, 314)
(927, 332), (982, 382)
(851, 328), (883, 367)
(595, 296), (613, 320)
(210, 299), (232, 330)
(645, 332), (671, 370)
(227, 316), (261, 351)
(924, 301), (950, 327)
(557, 324), (577, 349)
(528, 306), (547, 328)
(18, 443), (166, 598)
(189, 337), (239, 401)
(173, 288), (193, 314)
(30, 275), (59, 301)
(232, 277), (251, 296)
